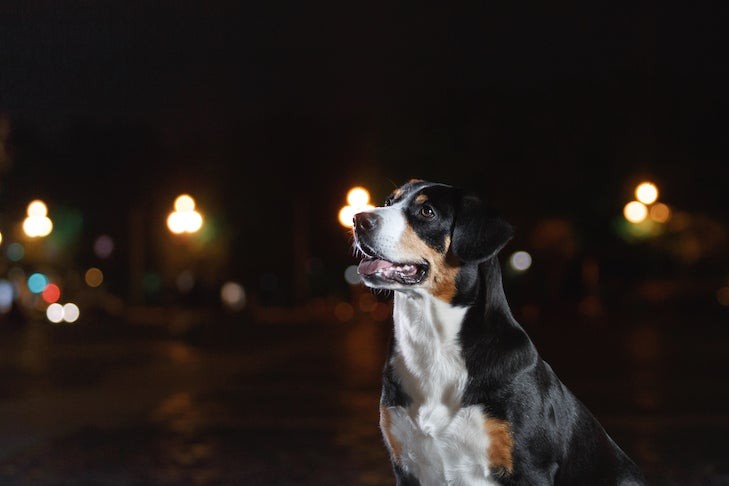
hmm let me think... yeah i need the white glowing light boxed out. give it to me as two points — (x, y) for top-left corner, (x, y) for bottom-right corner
(0, 231), (3, 245)
(635, 182), (659, 205)
(623, 201), (648, 223)
(167, 212), (186, 234)
(46, 303), (64, 323)
(27, 200), (48, 217)
(167, 194), (204, 234)
(338, 205), (357, 228)
(174, 194), (196, 212)
(62, 303), (80, 323)
(509, 251), (533, 272)
(221, 281), (246, 311)
(186, 210), (203, 233)
(346, 187), (371, 207)
(339, 186), (374, 228)
(23, 217), (51, 237)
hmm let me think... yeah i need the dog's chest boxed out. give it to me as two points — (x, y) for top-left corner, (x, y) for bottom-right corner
(387, 295), (499, 485)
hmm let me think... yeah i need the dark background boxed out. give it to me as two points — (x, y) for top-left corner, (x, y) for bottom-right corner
(0, 2), (728, 484)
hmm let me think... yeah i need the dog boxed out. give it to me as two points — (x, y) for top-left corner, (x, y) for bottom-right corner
(352, 180), (645, 485)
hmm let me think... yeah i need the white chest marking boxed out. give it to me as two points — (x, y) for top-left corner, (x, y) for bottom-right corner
(388, 292), (499, 485)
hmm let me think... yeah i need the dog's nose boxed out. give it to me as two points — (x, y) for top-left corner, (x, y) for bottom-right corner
(354, 212), (379, 233)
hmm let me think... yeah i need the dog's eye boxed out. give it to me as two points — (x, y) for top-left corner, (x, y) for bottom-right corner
(419, 205), (435, 219)
(384, 197), (393, 207)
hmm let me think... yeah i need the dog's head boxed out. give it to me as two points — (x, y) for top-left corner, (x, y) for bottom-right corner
(353, 180), (513, 302)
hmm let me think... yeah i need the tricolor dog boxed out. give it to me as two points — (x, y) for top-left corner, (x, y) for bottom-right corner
(352, 180), (644, 485)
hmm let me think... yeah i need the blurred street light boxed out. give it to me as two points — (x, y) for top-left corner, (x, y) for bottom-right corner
(635, 182), (659, 205)
(649, 202), (671, 223)
(46, 302), (80, 323)
(167, 194), (204, 234)
(623, 201), (648, 223)
(22, 199), (53, 237)
(338, 186), (374, 228)
(509, 251), (533, 272)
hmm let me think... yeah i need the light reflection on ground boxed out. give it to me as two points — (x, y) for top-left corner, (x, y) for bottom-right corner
(0, 310), (727, 485)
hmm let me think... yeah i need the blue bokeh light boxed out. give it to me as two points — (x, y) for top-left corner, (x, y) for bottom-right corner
(27, 273), (49, 294)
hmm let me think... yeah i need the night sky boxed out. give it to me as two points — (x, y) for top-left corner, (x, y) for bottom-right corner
(1, 2), (727, 300)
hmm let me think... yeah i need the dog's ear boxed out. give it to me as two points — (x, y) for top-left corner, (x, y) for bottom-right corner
(451, 193), (514, 263)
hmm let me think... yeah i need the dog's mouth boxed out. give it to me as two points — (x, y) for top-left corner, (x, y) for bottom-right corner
(357, 250), (428, 286)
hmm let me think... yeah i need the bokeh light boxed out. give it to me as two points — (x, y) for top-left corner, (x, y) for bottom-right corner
(334, 302), (354, 322)
(509, 251), (533, 272)
(635, 182), (659, 205)
(174, 194), (196, 212)
(339, 186), (375, 228)
(623, 201), (648, 223)
(0, 280), (13, 314)
(62, 303), (80, 323)
(6, 243), (24, 262)
(338, 206), (357, 228)
(357, 293), (378, 313)
(186, 211), (203, 232)
(0, 231), (3, 245)
(27, 273), (49, 294)
(94, 235), (114, 259)
(221, 281), (246, 311)
(167, 194), (204, 234)
(27, 200), (48, 217)
(42, 283), (61, 304)
(23, 215), (53, 238)
(717, 287), (729, 307)
(346, 187), (371, 207)
(23, 200), (53, 237)
(176, 270), (195, 293)
(649, 203), (671, 223)
(85, 267), (104, 287)
(46, 303), (64, 323)
(344, 265), (362, 285)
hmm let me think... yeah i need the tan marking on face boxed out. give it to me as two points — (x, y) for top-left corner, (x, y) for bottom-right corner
(414, 194), (429, 205)
(431, 243), (460, 302)
(484, 418), (514, 473)
(407, 178), (424, 185)
(399, 227), (460, 302)
(392, 188), (405, 200)
(380, 406), (402, 462)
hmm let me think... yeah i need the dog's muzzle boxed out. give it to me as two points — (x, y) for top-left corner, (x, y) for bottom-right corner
(353, 211), (428, 286)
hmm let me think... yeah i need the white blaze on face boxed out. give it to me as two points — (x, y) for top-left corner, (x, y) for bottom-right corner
(368, 201), (409, 261)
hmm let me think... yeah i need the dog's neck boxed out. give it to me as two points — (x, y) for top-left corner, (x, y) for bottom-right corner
(392, 290), (469, 414)
(391, 256), (511, 344)
(390, 258), (516, 409)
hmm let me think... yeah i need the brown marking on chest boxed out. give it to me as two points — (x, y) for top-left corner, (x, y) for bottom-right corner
(379, 406), (403, 463)
(484, 418), (514, 473)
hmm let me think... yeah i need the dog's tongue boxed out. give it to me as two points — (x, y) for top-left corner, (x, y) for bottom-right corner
(358, 258), (394, 276)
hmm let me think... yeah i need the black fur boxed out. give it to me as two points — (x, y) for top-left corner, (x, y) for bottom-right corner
(377, 182), (645, 485)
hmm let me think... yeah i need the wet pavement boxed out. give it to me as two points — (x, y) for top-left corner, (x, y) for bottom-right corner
(0, 307), (728, 485)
